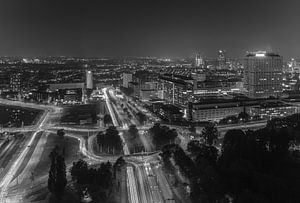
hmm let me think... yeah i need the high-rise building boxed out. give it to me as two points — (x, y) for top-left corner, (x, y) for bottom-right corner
(244, 51), (283, 98)
(122, 73), (133, 88)
(218, 50), (226, 67)
(195, 53), (203, 67)
(86, 70), (93, 89)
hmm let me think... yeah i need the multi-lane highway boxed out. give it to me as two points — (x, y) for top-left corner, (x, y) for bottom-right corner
(105, 87), (179, 203)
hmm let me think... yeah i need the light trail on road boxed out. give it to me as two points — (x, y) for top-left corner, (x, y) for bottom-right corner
(103, 88), (120, 127)
(103, 88), (148, 203)
(103, 88), (130, 155)
(126, 166), (140, 203)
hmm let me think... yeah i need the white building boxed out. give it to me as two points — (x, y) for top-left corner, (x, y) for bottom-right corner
(86, 70), (93, 89)
(122, 73), (132, 88)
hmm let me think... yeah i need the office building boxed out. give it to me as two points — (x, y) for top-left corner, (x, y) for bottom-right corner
(218, 50), (226, 67)
(128, 81), (140, 98)
(187, 100), (246, 122)
(244, 51), (283, 98)
(187, 98), (298, 122)
(86, 70), (93, 89)
(48, 83), (85, 103)
(158, 74), (194, 107)
(195, 53), (204, 67)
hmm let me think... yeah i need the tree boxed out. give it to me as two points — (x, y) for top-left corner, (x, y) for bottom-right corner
(57, 129), (65, 138)
(106, 126), (122, 150)
(70, 159), (88, 183)
(103, 114), (112, 126)
(114, 156), (126, 170)
(189, 124), (196, 133)
(48, 148), (67, 201)
(113, 156), (126, 177)
(149, 124), (178, 148)
(238, 111), (250, 122)
(187, 140), (202, 156)
(195, 144), (218, 167)
(71, 160), (113, 203)
(96, 127), (123, 154)
(136, 112), (147, 125)
(221, 129), (245, 156)
(48, 149), (58, 194)
(128, 124), (138, 141)
(96, 131), (105, 152)
(201, 123), (219, 145)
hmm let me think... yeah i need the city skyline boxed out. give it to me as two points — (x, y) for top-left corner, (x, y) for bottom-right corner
(1, 1), (300, 203)
(0, 0), (300, 58)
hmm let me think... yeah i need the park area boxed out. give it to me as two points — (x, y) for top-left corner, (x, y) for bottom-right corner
(33, 133), (79, 178)
(23, 133), (79, 202)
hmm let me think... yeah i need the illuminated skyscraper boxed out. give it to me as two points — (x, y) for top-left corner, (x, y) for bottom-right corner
(195, 53), (203, 67)
(86, 70), (93, 89)
(218, 50), (226, 67)
(244, 51), (283, 98)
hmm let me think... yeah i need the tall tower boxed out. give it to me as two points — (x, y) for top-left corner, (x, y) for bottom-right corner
(244, 51), (283, 98)
(86, 70), (93, 89)
(195, 53), (203, 67)
(218, 50), (226, 67)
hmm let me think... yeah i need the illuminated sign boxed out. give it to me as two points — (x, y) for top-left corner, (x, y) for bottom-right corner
(255, 53), (265, 57)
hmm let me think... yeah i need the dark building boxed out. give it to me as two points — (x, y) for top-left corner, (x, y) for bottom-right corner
(48, 83), (84, 103)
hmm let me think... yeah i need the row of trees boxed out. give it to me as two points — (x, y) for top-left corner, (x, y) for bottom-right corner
(48, 130), (69, 201)
(123, 103), (147, 125)
(149, 123), (178, 149)
(201, 123), (219, 145)
(96, 126), (123, 154)
(161, 143), (220, 202)
(103, 114), (112, 126)
(161, 113), (300, 202)
(215, 127), (299, 202)
(161, 144), (198, 179)
(136, 112), (147, 125)
(48, 147), (67, 202)
(70, 159), (113, 202)
(218, 111), (252, 124)
(125, 125), (145, 153)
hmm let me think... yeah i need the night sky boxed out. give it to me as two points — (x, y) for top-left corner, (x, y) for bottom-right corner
(0, 0), (299, 59)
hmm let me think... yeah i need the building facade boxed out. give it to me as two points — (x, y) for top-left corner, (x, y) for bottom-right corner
(122, 73), (133, 88)
(195, 53), (204, 67)
(244, 51), (283, 98)
(10, 73), (22, 92)
(157, 75), (194, 107)
(86, 70), (93, 89)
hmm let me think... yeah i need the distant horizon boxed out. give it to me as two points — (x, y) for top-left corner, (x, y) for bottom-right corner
(0, 51), (297, 61)
(0, 0), (299, 60)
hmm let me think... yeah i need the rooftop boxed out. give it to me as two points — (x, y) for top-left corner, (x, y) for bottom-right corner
(245, 51), (281, 58)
